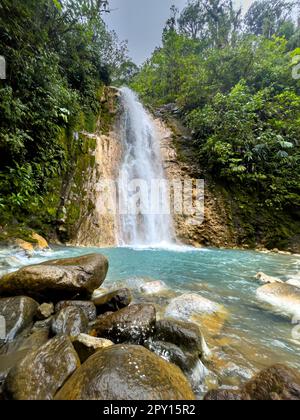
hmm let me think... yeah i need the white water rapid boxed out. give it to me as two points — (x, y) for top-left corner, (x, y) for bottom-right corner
(117, 87), (174, 247)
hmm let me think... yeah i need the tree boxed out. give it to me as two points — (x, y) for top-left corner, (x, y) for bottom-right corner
(177, 0), (242, 47)
(178, 1), (207, 39)
(244, 0), (295, 38)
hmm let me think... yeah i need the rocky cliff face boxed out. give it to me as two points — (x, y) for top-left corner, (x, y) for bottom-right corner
(154, 117), (236, 249)
(59, 87), (122, 247)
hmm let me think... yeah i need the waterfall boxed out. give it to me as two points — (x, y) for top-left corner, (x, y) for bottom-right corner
(117, 87), (174, 247)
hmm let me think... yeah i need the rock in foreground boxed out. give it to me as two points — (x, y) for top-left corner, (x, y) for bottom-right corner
(256, 283), (300, 319)
(72, 334), (113, 363)
(0, 254), (108, 301)
(204, 364), (300, 400)
(92, 288), (132, 314)
(90, 304), (156, 344)
(55, 344), (195, 400)
(51, 307), (88, 337)
(3, 335), (80, 400)
(0, 297), (39, 344)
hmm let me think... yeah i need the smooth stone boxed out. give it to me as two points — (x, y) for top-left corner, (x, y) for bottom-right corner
(90, 304), (156, 344)
(36, 303), (54, 320)
(145, 339), (200, 374)
(71, 334), (113, 363)
(0, 329), (49, 386)
(51, 307), (88, 337)
(204, 389), (244, 400)
(256, 283), (300, 319)
(92, 288), (132, 314)
(3, 335), (80, 400)
(0, 254), (108, 301)
(32, 317), (53, 332)
(55, 344), (195, 400)
(286, 279), (300, 289)
(55, 301), (97, 322)
(165, 293), (224, 320)
(140, 280), (168, 295)
(14, 239), (34, 253)
(255, 272), (284, 284)
(153, 318), (209, 358)
(31, 233), (49, 250)
(204, 364), (300, 400)
(0, 297), (39, 343)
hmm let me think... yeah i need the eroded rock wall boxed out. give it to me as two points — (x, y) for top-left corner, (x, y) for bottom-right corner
(59, 87), (122, 247)
(154, 117), (236, 248)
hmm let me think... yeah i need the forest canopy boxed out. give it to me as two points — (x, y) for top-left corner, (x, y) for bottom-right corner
(132, 0), (300, 214)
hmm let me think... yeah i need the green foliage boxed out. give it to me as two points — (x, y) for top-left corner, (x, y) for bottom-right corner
(0, 0), (128, 221)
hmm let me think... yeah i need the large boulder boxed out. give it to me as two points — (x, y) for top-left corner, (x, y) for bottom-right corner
(0, 254), (108, 301)
(92, 288), (132, 314)
(51, 307), (88, 337)
(165, 293), (223, 319)
(145, 339), (200, 375)
(165, 293), (227, 335)
(55, 301), (97, 322)
(3, 335), (80, 400)
(146, 319), (210, 387)
(90, 304), (156, 344)
(0, 329), (49, 388)
(204, 364), (300, 401)
(55, 344), (195, 400)
(153, 319), (209, 357)
(0, 297), (39, 344)
(256, 283), (300, 319)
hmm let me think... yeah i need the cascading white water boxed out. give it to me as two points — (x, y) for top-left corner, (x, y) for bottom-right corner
(117, 87), (174, 246)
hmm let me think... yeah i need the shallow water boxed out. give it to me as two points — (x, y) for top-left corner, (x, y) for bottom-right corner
(1, 245), (300, 392)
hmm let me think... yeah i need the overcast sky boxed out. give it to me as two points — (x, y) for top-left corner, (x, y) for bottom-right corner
(104, 0), (255, 65)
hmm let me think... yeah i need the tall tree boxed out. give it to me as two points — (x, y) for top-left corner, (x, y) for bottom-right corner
(178, 0), (241, 47)
(244, 0), (295, 38)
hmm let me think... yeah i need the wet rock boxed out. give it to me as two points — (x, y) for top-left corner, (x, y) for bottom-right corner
(92, 288), (132, 314)
(31, 233), (49, 250)
(90, 304), (156, 344)
(72, 334), (113, 363)
(3, 335), (80, 400)
(14, 239), (34, 253)
(204, 364), (300, 400)
(255, 272), (284, 284)
(153, 319), (209, 357)
(204, 389), (244, 400)
(55, 301), (97, 322)
(55, 344), (195, 400)
(164, 294), (227, 336)
(0, 297), (39, 344)
(52, 307), (88, 337)
(286, 279), (300, 289)
(140, 280), (168, 295)
(0, 254), (108, 301)
(32, 317), (53, 332)
(165, 294), (223, 320)
(145, 339), (199, 374)
(243, 364), (300, 400)
(37, 303), (54, 320)
(0, 329), (49, 386)
(256, 283), (300, 319)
